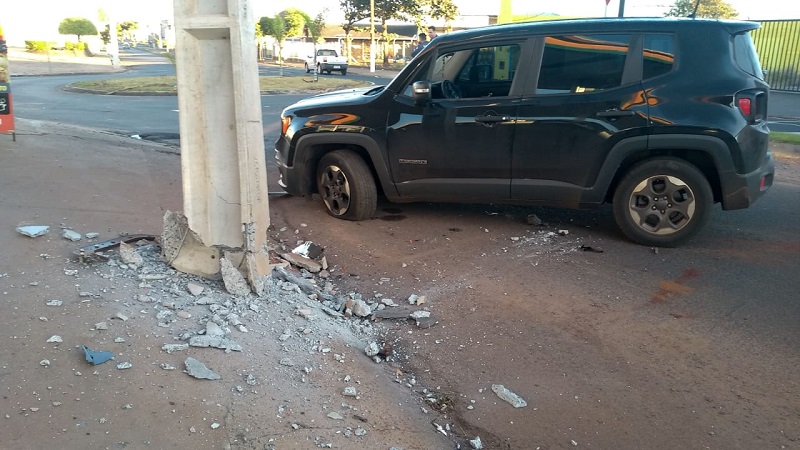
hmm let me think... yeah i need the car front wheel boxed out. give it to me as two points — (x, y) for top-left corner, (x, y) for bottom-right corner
(612, 158), (712, 247)
(317, 150), (377, 221)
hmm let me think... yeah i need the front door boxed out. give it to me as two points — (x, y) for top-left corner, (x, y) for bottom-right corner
(386, 43), (526, 202)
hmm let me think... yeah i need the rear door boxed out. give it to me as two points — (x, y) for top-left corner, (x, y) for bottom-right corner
(510, 33), (651, 206)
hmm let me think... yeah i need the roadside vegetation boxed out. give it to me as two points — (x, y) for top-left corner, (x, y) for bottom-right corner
(771, 132), (800, 145)
(69, 75), (372, 94)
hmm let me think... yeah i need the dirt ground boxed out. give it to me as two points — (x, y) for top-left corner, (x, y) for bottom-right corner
(4, 50), (799, 450)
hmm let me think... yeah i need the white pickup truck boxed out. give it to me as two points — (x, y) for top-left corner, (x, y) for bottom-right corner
(305, 48), (348, 75)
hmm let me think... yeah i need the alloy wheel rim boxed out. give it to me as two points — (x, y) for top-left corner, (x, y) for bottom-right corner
(320, 165), (351, 216)
(627, 175), (696, 235)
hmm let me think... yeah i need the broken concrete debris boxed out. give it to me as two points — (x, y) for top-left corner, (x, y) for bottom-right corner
(365, 341), (380, 357)
(220, 257), (252, 297)
(526, 214), (543, 226)
(292, 241), (325, 259)
(116, 361), (132, 370)
(62, 229), (82, 241)
(280, 252), (322, 273)
(491, 384), (528, 408)
(82, 345), (114, 365)
(16, 225), (49, 237)
(187, 281), (205, 296)
(162, 343), (189, 354)
(46, 335), (63, 343)
(119, 242), (143, 268)
(470, 436), (484, 449)
(189, 335), (242, 352)
(184, 357), (220, 380)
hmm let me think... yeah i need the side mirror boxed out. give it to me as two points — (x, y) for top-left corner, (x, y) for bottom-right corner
(412, 81), (432, 105)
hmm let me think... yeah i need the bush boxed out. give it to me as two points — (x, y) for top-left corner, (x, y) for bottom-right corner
(25, 40), (49, 52)
(65, 42), (74, 50)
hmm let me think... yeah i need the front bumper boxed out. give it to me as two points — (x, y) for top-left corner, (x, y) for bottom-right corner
(720, 151), (775, 210)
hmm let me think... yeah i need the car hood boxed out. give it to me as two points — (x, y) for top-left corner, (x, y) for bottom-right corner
(287, 86), (384, 112)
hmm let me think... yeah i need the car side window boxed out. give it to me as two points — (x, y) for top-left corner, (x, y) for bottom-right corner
(643, 34), (675, 80)
(455, 45), (521, 96)
(536, 34), (631, 94)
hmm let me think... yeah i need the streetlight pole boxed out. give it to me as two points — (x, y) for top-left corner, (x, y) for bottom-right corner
(369, 0), (375, 73)
(618, 0), (626, 17)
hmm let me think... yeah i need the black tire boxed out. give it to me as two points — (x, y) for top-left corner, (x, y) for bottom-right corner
(305, 63), (310, 73)
(325, 69), (332, 75)
(612, 158), (713, 247)
(316, 150), (377, 221)
(341, 69), (347, 75)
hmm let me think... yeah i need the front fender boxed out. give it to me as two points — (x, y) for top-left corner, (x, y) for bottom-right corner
(294, 133), (398, 198)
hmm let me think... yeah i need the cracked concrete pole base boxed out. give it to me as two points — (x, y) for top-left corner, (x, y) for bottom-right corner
(162, 210), (221, 280)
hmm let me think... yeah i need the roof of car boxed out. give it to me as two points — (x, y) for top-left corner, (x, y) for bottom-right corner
(434, 17), (758, 44)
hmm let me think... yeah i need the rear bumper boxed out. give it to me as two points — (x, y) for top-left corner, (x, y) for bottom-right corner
(319, 63), (348, 71)
(720, 151), (775, 210)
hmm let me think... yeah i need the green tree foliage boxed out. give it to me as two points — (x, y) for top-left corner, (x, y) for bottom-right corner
(665, 0), (738, 18)
(259, 15), (288, 66)
(280, 9), (307, 38)
(58, 18), (99, 42)
(421, 0), (459, 24)
(340, 0), (370, 60)
(100, 21), (139, 45)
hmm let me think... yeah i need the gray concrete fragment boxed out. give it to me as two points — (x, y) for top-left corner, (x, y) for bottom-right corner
(415, 316), (438, 329)
(470, 436), (484, 449)
(364, 342), (380, 357)
(85, 232), (100, 239)
(352, 300), (372, 317)
(491, 384), (528, 408)
(342, 386), (358, 397)
(409, 310), (431, 320)
(119, 242), (143, 268)
(184, 357), (220, 380)
(62, 229), (82, 241)
(162, 343), (189, 354)
(189, 335), (242, 352)
(280, 252), (322, 273)
(205, 321), (226, 338)
(326, 412), (344, 420)
(187, 282), (205, 296)
(526, 214), (543, 226)
(220, 257), (251, 297)
(17, 225), (49, 237)
(372, 307), (415, 320)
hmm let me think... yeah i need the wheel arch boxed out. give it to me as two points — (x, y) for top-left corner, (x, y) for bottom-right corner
(601, 134), (734, 204)
(293, 133), (398, 198)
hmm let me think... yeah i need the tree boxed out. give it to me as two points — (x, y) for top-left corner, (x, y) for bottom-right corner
(280, 9), (307, 38)
(58, 18), (98, 42)
(665, 0), (738, 18)
(340, 0), (370, 62)
(421, 0), (459, 28)
(259, 15), (288, 74)
(100, 21), (139, 45)
(373, 0), (420, 65)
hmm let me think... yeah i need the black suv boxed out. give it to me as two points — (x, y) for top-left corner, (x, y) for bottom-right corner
(276, 18), (774, 247)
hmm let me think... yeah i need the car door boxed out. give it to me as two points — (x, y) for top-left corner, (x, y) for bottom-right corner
(511, 34), (651, 206)
(385, 41), (530, 201)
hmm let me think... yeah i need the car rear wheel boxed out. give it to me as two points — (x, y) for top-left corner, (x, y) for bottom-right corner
(612, 158), (712, 247)
(305, 62), (311, 73)
(341, 69), (347, 75)
(317, 150), (377, 221)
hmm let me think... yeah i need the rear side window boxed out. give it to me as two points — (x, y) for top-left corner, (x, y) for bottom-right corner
(643, 34), (675, 79)
(733, 32), (764, 79)
(537, 34), (631, 94)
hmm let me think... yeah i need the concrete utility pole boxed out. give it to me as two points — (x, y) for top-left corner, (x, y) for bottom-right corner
(167, 0), (271, 296)
(369, 0), (375, 73)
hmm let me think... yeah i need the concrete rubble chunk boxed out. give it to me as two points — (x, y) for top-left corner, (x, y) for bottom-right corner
(187, 282), (205, 296)
(470, 436), (484, 449)
(16, 225), (49, 238)
(409, 310), (431, 320)
(280, 252), (322, 273)
(491, 384), (528, 408)
(342, 386), (358, 397)
(220, 257), (252, 297)
(116, 361), (132, 370)
(526, 214), (543, 226)
(46, 335), (63, 343)
(365, 342), (380, 357)
(189, 335), (242, 352)
(326, 412), (344, 420)
(206, 321), (226, 338)
(85, 232), (100, 239)
(162, 343), (189, 354)
(184, 357), (221, 380)
(62, 229), (82, 241)
(119, 242), (143, 269)
(352, 300), (372, 317)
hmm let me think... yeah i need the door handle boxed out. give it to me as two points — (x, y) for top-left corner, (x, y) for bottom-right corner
(596, 110), (635, 118)
(475, 115), (511, 123)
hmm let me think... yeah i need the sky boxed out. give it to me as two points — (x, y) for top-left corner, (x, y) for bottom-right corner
(3, 0), (798, 45)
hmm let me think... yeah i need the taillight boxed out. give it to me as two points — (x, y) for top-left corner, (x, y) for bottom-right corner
(737, 98), (752, 116)
(281, 116), (291, 135)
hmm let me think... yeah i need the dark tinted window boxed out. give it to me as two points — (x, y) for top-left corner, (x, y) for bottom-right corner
(537, 34), (630, 94)
(733, 32), (764, 79)
(456, 45), (521, 84)
(643, 34), (675, 79)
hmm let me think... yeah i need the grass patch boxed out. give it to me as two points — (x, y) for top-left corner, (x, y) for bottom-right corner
(69, 75), (372, 95)
(771, 132), (800, 145)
